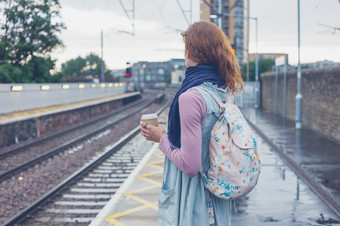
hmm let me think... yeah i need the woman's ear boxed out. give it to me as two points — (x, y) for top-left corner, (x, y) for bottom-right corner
(186, 50), (191, 59)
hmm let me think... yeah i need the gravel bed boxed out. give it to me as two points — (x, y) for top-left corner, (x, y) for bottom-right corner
(0, 94), (150, 155)
(0, 95), (165, 225)
(0, 95), (151, 175)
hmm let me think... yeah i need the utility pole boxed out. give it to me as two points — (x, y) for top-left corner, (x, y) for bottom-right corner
(245, 0), (250, 81)
(283, 56), (287, 119)
(296, 0), (303, 129)
(254, 17), (259, 108)
(100, 30), (104, 82)
(218, 0), (222, 29)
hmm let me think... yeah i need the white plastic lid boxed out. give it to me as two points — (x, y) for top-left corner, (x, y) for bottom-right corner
(141, 114), (158, 120)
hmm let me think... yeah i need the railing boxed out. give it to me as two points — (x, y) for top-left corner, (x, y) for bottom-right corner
(234, 81), (257, 108)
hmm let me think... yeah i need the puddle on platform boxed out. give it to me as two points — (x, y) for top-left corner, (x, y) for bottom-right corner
(231, 135), (340, 226)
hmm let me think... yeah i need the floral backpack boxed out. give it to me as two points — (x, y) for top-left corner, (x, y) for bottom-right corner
(196, 87), (261, 200)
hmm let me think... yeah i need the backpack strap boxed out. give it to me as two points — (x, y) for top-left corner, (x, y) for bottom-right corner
(195, 86), (231, 224)
(199, 167), (216, 224)
(194, 86), (232, 112)
(205, 189), (215, 224)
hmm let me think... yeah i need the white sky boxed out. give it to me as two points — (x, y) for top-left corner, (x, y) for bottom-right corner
(52, 0), (340, 70)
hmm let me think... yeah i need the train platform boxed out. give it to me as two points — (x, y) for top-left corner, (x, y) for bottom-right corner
(90, 145), (163, 226)
(89, 108), (171, 226)
(89, 108), (340, 226)
(0, 92), (140, 125)
(241, 107), (340, 216)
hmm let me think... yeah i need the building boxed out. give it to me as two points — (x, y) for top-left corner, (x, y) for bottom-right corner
(200, 0), (249, 65)
(108, 69), (125, 79)
(171, 69), (184, 85)
(129, 59), (186, 89)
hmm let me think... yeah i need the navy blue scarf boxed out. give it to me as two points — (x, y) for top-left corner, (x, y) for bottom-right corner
(167, 64), (224, 149)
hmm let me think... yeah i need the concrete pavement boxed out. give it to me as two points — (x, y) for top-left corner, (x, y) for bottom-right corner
(90, 107), (340, 226)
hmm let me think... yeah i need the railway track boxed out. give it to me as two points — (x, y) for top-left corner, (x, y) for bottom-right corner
(0, 93), (157, 183)
(0, 93), (147, 161)
(3, 93), (170, 226)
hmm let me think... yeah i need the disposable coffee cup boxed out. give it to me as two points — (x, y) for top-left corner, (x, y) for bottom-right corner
(141, 114), (158, 126)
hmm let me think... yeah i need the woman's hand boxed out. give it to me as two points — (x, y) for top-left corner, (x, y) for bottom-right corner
(140, 121), (167, 143)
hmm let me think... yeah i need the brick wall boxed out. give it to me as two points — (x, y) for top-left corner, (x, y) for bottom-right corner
(261, 66), (340, 143)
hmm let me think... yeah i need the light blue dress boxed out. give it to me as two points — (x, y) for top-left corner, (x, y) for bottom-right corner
(158, 82), (231, 226)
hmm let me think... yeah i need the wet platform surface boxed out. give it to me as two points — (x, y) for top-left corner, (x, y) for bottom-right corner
(232, 135), (339, 225)
(90, 108), (340, 225)
(241, 108), (340, 214)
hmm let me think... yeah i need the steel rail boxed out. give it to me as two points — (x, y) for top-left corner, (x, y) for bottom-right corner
(3, 93), (170, 226)
(0, 95), (155, 183)
(0, 93), (143, 160)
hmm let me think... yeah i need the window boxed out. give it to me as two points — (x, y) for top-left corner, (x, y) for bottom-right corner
(158, 68), (164, 75)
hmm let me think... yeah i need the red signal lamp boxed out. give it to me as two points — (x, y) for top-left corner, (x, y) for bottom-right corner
(126, 73), (131, 77)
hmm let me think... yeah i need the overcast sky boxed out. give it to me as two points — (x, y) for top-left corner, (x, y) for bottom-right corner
(53, 0), (340, 70)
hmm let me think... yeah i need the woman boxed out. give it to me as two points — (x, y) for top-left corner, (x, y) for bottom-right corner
(140, 21), (243, 226)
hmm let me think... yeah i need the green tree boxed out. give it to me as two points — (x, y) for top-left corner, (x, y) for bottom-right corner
(0, 0), (65, 83)
(0, 63), (23, 83)
(22, 56), (58, 82)
(242, 58), (275, 81)
(60, 53), (105, 77)
(61, 57), (87, 76)
(85, 53), (102, 76)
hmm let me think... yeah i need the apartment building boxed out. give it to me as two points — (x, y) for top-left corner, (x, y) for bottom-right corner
(200, 0), (249, 65)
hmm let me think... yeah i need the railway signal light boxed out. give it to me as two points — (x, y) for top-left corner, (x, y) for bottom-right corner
(126, 67), (132, 77)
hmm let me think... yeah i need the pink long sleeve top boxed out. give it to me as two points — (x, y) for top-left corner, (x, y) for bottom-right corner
(159, 89), (206, 177)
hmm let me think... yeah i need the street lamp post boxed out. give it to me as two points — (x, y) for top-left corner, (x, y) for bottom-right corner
(254, 18), (259, 108)
(296, 0), (303, 129)
(208, 0), (259, 107)
(100, 30), (104, 83)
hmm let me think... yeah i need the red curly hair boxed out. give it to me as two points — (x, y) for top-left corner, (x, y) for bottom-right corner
(181, 21), (243, 93)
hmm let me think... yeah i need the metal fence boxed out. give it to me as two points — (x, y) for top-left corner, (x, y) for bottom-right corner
(234, 81), (257, 108)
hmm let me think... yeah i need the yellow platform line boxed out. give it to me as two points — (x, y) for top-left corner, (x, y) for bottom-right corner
(105, 201), (158, 224)
(154, 153), (165, 157)
(104, 217), (125, 226)
(105, 153), (165, 225)
(146, 161), (164, 170)
(137, 170), (162, 177)
(136, 175), (162, 186)
(124, 193), (158, 210)
(146, 159), (164, 165)
(127, 184), (160, 194)
(147, 164), (164, 170)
